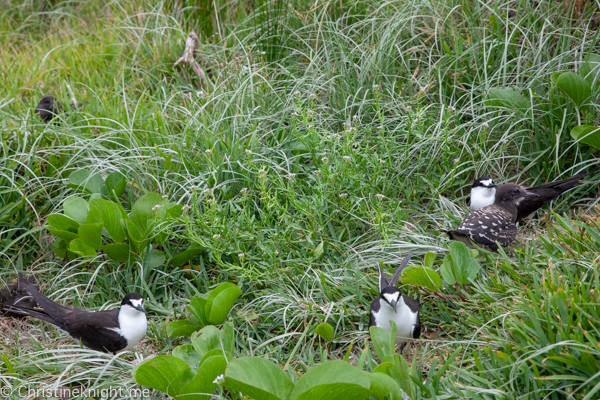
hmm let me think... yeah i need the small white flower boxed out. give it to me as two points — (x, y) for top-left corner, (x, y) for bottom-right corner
(339, 193), (349, 198)
(448, 105), (456, 112)
(379, 159), (384, 164)
(333, 133), (341, 139)
(482, 122), (489, 129)
(260, 51), (266, 55)
(419, 86), (427, 93)
(275, 250), (279, 255)
(308, 124), (314, 129)
(245, 149), (252, 155)
(152, 205), (161, 211)
(372, 84), (380, 89)
(500, 138), (508, 144)
(291, 111), (299, 117)
(207, 198), (216, 205)
(453, 158), (460, 163)
(213, 234), (221, 240)
(343, 156), (351, 162)
(241, 187), (248, 193)
(162, 195), (168, 200)
(353, 115), (358, 121)
(202, 188), (211, 195)
(406, 106), (412, 110)
(321, 156), (329, 163)
(314, 169), (321, 174)
(213, 374), (225, 384)
(377, 125), (383, 130)
(196, 90), (204, 97)
(205, 149), (212, 155)
(293, 91), (301, 96)
(190, 185), (197, 190)
(375, 194), (385, 199)
(307, 110), (314, 115)
(288, 173), (296, 179)
(259, 168), (267, 177)
(309, 93), (318, 100)
(182, 205), (190, 211)
(238, 253), (245, 258)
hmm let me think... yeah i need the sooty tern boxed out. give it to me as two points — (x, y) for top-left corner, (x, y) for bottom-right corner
(369, 252), (421, 353)
(449, 183), (538, 251)
(7, 286), (147, 353)
(470, 172), (589, 221)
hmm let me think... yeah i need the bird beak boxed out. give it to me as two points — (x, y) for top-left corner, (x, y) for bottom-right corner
(489, 183), (497, 188)
(136, 304), (146, 313)
(390, 299), (397, 312)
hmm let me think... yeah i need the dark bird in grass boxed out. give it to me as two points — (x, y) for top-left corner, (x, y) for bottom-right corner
(6, 286), (147, 354)
(369, 252), (420, 353)
(470, 171), (590, 222)
(35, 95), (65, 122)
(449, 183), (539, 251)
(0, 273), (39, 319)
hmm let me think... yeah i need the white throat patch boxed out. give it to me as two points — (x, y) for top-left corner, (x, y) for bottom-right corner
(109, 304), (147, 351)
(470, 186), (496, 210)
(382, 292), (400, 305)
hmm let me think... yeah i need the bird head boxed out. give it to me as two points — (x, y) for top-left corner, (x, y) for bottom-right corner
(122, 293), (146, 314)
(381, 286), (402, 312)
(496, 183), (538, 206)
(472, 176), (497, 189)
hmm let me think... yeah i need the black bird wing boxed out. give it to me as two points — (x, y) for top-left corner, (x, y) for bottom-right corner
(518, 172), (588, 221)
(403, 295), (421, 339)
(10, 286), (125, 353)
(452, 205), (517, 250)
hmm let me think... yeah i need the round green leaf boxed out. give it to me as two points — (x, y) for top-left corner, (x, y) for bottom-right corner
(225, 357), (293, 400)
(167, 320), (200, 338)
(63, 196), (88, 225)
(401, 265), (443, 291)
(289, 360), (371, 400)
(101, 243), (131, 262)
(133, 355), (193, 397)
(172, 344), (202, 370)
(47, 214), (80, 233)
(556, 71), (591, 107)
(89, 198), (128, 242)
(315, 322), (335, 342)
(130, 192), (166, 234)
(369, 372), (403, 400)
(179, 355), (228, 400)
(571, 125), (600, 150)
(205, 283), (242, 325)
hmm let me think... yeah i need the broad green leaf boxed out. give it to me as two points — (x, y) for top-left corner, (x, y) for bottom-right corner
(133, 355), (194, 397)
(52, 239), (72, 259)
(439, 256), (456, 286)
(85, 207), (103, 224)
(172, 344), (203, 370)
(105, 171), (126, 198)
(69, 239), (97, 258)
(550, 72), (562, 87)
(401, 265), (443, 291)
(369, 326), (393, 361)
(423, 252), (436, 268)
(224, 357), (293, 400)
(77, 223), (103, 250)
(68, 169), (106, 195)
(89, 198), (128, 242)
(47, 228), (79, 242)
(124, 219), (141, 253)
(130, 192), (165, 234)
(148, 250), (166, 269)
(199, 349), (233, 368)
(63, 197), (88, 224)
(369, 372), (403, 400)
(101, 243), (131, 262)
(171, 246), (204, 267)
(289, 360), (371, 400)
(571, 125), (600, 150)
(373, 362), (394, 376)
(580, 54), (600, 85)
(556, 72), (591, 107)
(168, 320), (201, 338)
(167, 203), (184, 219)
(179, 355), (228, 399)
(485, 89), (528, 110)
(187, 297), (208, 327)
(47, 214), (79, 233)
(191, 326), (225, 361)
(205, 283), (242, 325)
(315, 322), (334, 342)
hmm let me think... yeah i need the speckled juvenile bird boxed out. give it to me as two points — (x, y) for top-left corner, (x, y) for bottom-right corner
(448, 183), (539, 251)
(35, 95), (65, 122)
(470, 171), (589, 221)
(0, 273), (39, 319)
(369, 252), (421, 353)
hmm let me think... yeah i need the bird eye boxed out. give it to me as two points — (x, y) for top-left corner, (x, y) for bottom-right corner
(512, 189), (520, 194)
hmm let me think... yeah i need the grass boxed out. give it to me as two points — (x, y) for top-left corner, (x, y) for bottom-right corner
(1, 0), (600, 398)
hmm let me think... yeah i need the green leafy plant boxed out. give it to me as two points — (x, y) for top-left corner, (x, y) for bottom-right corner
(167, 283), (242, 337)
(400, 252), (443, 291)
(439, 242), (480, 290)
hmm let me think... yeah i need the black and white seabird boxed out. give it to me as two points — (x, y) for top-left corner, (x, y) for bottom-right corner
(369, 252), (421, 353)
(450, 183), (538, 251)
(7, 286), (147, 354)
(470, 172), (589, 221)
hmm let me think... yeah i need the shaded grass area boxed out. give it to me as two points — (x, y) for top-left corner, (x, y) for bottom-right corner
(1, 0), (600, 398)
